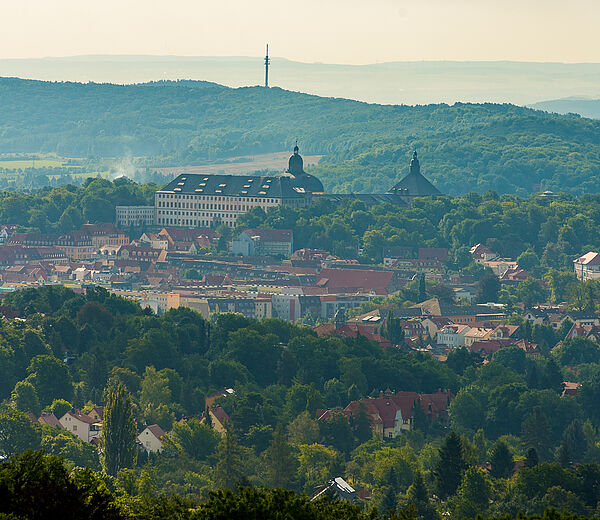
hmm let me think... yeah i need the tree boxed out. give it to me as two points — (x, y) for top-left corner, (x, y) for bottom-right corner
(11, 380), (41, 416)
(560, 419), (587, 464)
(516, 278), (548, 309)
(382, 311), (405, 345)
(517, 249), (540, 272)
(0, 450), (120, 520)
(522, 406), (551, 460)
(434, 431), (468, 499)
(352, 402), (373, 444)
(214, 423), (247, 490)
(164, 418), (219, 461)
(319, 412), (354, 454)
(0, 407), (41, 457)
(47, 398), (72, 420)
(451, 467), (492, 519)
(524, 447), (539, 468)
(287, 411), (319, 445)
(264, 424), (298, 490)
(100, 383), (136, 476)
(478, 274), (500, 303)
(26, 355), (74, 406)
(489, 440), (513, 478)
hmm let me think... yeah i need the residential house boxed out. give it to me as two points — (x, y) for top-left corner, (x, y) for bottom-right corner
(464, 327), (495, 347)
(208, 405), (230, 434)
(38, 412), (62, 429)
(470, 244), (497, 262)
(312, 477), (357, 503)
(574, 252), (600, 281)
(340, 389), (454, 439)
(138, 424), (167, 453)
(437, 324), (471, 347)
(59, 410), (101, 443)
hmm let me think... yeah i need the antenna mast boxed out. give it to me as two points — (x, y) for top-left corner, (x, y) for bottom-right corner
(264, 44), (270, 88)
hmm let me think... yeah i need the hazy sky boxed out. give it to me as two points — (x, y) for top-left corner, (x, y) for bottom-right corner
(1, 0), (599, 63)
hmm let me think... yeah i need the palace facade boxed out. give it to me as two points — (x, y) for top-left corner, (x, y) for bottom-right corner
(117, 147), (441, 230)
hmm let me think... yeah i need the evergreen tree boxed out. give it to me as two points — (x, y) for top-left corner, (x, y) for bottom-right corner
(557, 439), (573, 468)
(379, 486), (397, 515)
(406, 470), (438, 520)
(352, 402), (372, 444)
(434, 431), (468, 499)
(264, 425), (298, 490)
(522, 406), (551, 460)
(489, 440), (513, 478)
(100, 383), (136, 476)
(524, 447), (539, 468)
(214, 423), (247, 490)
(472, 429), (487, 464)
(562, 419), (587, 463)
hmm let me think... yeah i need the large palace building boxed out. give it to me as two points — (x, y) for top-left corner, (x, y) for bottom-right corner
(116, 147), (441, 230)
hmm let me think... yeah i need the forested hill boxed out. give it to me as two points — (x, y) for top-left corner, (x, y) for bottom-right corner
(1, 77), (600, 196)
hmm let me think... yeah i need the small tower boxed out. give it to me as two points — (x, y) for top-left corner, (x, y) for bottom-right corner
(264, 44), (270, 88)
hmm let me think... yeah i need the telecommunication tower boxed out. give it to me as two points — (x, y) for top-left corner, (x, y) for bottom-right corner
(265, 44), (270, 88)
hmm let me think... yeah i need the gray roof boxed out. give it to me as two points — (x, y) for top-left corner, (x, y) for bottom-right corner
(159, 173), (306, 199)
(388, 171), (442, 197)
(314, 193), (407, 206)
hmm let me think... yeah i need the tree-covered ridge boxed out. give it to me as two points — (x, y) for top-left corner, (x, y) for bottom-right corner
(1, 77), (600, 195)
(238, 191), (600, 268)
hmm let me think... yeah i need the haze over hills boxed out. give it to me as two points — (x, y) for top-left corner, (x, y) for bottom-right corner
(1, 76), (600, 196)
(530, 97), (600, 119)
(2, 55), (600, 106)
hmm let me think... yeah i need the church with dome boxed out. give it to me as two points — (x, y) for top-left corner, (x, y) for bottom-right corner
(151, 146), (441, 229)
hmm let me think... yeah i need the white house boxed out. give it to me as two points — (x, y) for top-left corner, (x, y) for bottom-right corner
(574, 252), (600, 281)
(59, 410), (101, 443)
(137, 424), (167, 453)
(436, 324), (471, 347)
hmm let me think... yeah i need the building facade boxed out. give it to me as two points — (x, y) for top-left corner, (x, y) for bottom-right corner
(116, 205), (155, 228)
(117, 148), (440, 231)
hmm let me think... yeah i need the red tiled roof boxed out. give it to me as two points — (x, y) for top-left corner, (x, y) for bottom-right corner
(316, 268), (395, 295)
(342, 389), (453, 430)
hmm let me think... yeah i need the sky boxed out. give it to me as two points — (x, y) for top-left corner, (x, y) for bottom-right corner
(1, 0), (599, 64)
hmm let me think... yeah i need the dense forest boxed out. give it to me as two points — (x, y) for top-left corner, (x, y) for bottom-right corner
(1, 78), (600, 195)
(3, 286), (600, 518)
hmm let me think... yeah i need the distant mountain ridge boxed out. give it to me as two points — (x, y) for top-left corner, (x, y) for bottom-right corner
(530, 97), (600, 119)
(1, 77), (600, 196)
(2, 56), (600, 105)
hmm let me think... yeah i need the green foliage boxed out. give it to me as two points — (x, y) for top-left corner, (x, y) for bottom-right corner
(0, 408), (41, 457)
(434, 431), (468, 499)
(100, 384), (136, 476)
(489, 440), (514, 478)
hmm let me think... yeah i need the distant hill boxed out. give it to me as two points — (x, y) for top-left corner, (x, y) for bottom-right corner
(530, 97), (600, 119)
(1, 77), (600, 196)
(2, 56), (600, 105)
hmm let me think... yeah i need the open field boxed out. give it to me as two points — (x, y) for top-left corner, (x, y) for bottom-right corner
(0, 158), (68, 169)
(152, 151), (323, 177)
